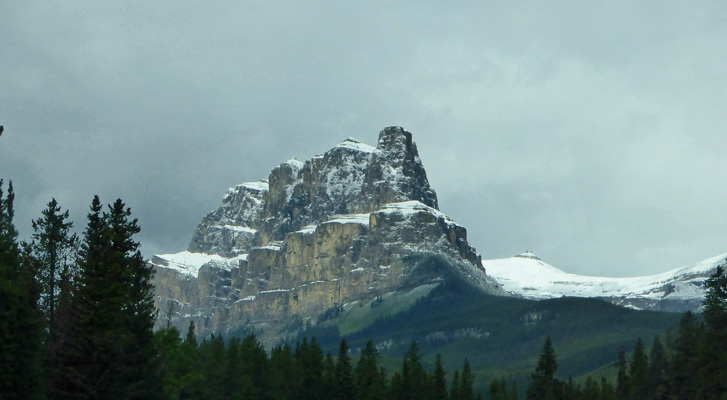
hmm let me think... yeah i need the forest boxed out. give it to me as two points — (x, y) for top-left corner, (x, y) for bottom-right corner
(1, 179), (726, 400)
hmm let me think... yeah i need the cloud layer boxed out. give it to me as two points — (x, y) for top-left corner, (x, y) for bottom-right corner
(2, 1), (726, 276)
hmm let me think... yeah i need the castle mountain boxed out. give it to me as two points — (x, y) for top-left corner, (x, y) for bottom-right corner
(151, 127), (721, 344)
(152, 127), (500, 343)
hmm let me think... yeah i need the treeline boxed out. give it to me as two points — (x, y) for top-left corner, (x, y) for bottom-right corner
(2, 179), (727, 400)
(0, 181), (158, 399)
(520, 264), (727, 400)
(155, 327), (482, 400)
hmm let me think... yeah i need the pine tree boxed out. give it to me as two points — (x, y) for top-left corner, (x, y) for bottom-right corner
(697, 264), (727, 400)
(29, 198), (78, 334)
(489, 379), (508, 400)
(527, 336), (561, 400)
(457, 358), (475, 400)
(648, 337), (668, 400)
(0, 180), (45, 399)
(270, 343), (297, 400)
(239, 334), (270, 400)
(50, 196), (161, 399)
(449, 370), (460, 400)
(397, 341), (428, 400)
(628, 338), (649, 400)
(333, 339), (355, 400)
(668, 312), (701, 400)
(616, 347), (629, 400)
(354, 340), (387, 400)
(297, 338), (325, 400)
(198, 334), (226, 400)
(430, 354), (448, 400)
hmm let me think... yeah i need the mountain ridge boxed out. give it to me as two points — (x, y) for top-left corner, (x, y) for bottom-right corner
(485, 250), (726, 312)
(151, 127), (499, 344)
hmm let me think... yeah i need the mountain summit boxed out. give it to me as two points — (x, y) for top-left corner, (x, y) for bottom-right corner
(152, 127), (500, 343)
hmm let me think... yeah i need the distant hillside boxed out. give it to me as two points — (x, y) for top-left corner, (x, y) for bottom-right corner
(485, 251), (727, 312)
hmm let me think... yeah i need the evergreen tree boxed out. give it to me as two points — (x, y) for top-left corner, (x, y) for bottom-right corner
(355, 340), (386, 400)
(489, 379), (509, 400)
(668, 312), (701, 400)
(647, 337), (668, 400)
(616, 347), (629, 400)
(582, 376), (599, 400)
(198, 334), (226, 400)
(601, 377), (618, 400)
(457, 358), (475, 400)
(508, 380), (518, 400)
(178, 321), (202, 399)
(333, 339), (355, 400)
(0, 180), (45, 399)
(50, 196), (160, 399)
(401, 341), (428, 400)
(296, 337), (325, 400)
(270, 343), (297, 400)
(430, 354), (448, 400)
(29, 198), (78, 334)
(628, 338), (649, 400)
(697, 264), (727, 400)
(239, 334), (270, 400)
(526, 336), (561, 400)
(449, 370), (460, 400)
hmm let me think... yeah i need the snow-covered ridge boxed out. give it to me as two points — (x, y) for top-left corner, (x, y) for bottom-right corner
(379, 201), (458, 226)
(152, 251), (247, 277)
(325, 213), (371, 225)
(156, 200), (464, 278)
(335, 137), (378, 153)
(484, 251), (727, 308)
(237, 180), (269, 192)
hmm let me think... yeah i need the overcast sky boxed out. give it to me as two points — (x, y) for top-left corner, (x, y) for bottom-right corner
(2, 1), (726, 277)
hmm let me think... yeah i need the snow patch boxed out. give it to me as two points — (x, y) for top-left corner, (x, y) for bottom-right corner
(484, 252), (727, 302)
(221, 225), (257, 234)
(237, 181), (269, 192)
(324, 213), (371, 225)
(151, 251), (248, 278)
(336, 138), (378, 153)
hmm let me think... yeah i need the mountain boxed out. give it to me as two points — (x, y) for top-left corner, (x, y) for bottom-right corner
(485, 251), (727, 312)
(151, 127), (500, 344)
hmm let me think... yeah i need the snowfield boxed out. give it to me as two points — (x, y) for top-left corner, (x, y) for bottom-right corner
(484, 251), (727, 305)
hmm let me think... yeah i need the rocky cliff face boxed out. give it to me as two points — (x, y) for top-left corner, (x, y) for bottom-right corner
(152, 127), (500, 344)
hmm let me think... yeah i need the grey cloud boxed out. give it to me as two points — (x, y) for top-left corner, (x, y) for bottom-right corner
(2, 1), (726, 277)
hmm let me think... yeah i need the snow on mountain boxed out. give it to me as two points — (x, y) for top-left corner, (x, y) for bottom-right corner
(484, 251), (727, 311)
(151, 251), (248, 277)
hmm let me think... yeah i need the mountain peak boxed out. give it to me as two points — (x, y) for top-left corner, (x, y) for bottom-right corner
(154, 127), (494, 342)
(516, 251), (541, 260)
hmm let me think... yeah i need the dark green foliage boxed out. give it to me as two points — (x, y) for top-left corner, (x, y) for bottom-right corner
(616, 347), (629, 400)
(627, 339), (648, 400)
(29, 198), (78, 334)
(270, 343), (297, 400)
(489, 379), (510, 400)
(647, 337), (668, 400)
(0, 180), (45, 399)
(334, 339), (355, 400)
(430, 354), (449, 400)
(50, 196), (160, 399)
(355, 340), (387, 400)
(526, 336), (561, 400)
(297, 337), (325, 400)
(394, 341), (429, 400)
(697, 264), (727, 400)
(457, 358), (475, 400)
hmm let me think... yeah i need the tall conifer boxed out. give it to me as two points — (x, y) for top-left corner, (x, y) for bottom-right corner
(0, 180), (45, 399)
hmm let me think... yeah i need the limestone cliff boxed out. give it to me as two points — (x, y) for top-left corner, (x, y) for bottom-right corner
(152, 127), (500, 344)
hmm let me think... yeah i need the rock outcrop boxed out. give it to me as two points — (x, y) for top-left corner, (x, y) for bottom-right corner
(152, 127), (500, 344)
